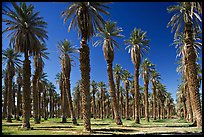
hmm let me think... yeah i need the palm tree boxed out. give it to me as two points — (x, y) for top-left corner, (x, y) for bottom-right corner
(73, 81), (82, 119)
(150, 69), (160, 120)
(62, 2), (109, 132)
(97, 81), (107, 119)
(32, 44), (49, 124)
(113, 64), (123, 106)
(2, 69), (9, 119)
(57, 39), (78, 125)
(121, 69), (132, 120)
(124, 28), (150, 124)
(3, 2), (48, 128)
(2, 46), (22, 122)
(91, 80), (97, 119)
(141, 58), (155, 122)
(16, 67), (23, 121)
(94, 20), (124, 125)
(167, 2), (202, 127)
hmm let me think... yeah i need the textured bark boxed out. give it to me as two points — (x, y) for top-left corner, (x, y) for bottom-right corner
(21, 55), (31, 128)
(92, 86), (96, 119)
(125, 81), (130, 120)
(80, 40), (91, 131)
(16, 74), (22, 121)
(120, 87), (123, 119)
(185, 83), (193, 122)
(65, 76), (77, 125)
(12, 85), (16, 119)
(61, 80), (66, 123)
(3, 71), (8, 119)
(32, 75), (40, 123)
(107, 62), (122, 125)
(116, 76), (120, 107)
(184, 23), (202, 127)
(7, 75), (13, 122)
(152, 84), (156, 120)
(144, 81), (149, 122)
(134, 66), (140, 124)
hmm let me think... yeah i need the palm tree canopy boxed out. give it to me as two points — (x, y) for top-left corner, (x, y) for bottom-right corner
(2, 2), (48, 56)
(2, 46), (22, 76)
(57, 39), (78, 73)
(124, 28), (150, 66)
(121, 69), (132, 82)
(93, 20), (124, 62)
(62, 2), (110, 41)
(141, 58), (155, 81)
(113, 64), (123, 79)
(167, 2), (202, 38)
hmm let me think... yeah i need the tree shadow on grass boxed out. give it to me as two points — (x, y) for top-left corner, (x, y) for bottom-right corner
(91, 123), (110, 126)
(35, 125), (73, 129)
(146, 132), (202, 135)
(92, 128), (137, 135)
(56, 121), (73, 124)
(2, 123), (22, 126)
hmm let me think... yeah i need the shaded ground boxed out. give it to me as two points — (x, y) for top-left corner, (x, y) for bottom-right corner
(2, 117), (202, 135)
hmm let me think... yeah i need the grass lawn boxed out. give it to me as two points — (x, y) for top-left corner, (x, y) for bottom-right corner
(2, 117), (202, 135)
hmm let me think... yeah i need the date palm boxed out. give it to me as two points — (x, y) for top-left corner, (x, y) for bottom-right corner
(2, 46), (22, 122)
(62, 2), (109, 131)
(150, 69), (160, 120)
(167, 2), (202, 127)
(32, 43), (49, 124)
(97, 81), (106, 119)
(2, 69), (9, 119)
(141, 58), (155, 122)
(125, 28), (150, 124)
(3, 2), (48, 128)
(94, 20), (124, 125)
(121, 69), (132, 120)
(16, 67), (23, 121)
(113, 64), (123, 106)
(91, 80), (97, 119)
(57, 39), (78, 125)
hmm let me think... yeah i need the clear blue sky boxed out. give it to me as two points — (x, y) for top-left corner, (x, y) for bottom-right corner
(2, 2), (202, 102)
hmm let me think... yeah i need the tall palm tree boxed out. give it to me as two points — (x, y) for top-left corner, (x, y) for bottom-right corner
(167, 2), (202, 127)
(113, 64), (123, 106)
(57, 39), (78, 125)
(124, 28), (150, 124)
(97, 81), (106, 119)
(2, 69), (9, 119)
(73, 81), (81, 119)
(91, 80), (97, 119)
(121, 69), (132, 120)
(62, 2), (109, 131)
(16, 67), (23, 121)
(150, 69), (160, 120)
(32, 43), (49, 124)
(141, 58), (155, 122)
(94, 20), (124, 125)
(2, 46), (22, 122)
(3, 2), (48, 128)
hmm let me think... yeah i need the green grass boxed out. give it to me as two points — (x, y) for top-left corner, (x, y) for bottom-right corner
(2, 117), (202, 135)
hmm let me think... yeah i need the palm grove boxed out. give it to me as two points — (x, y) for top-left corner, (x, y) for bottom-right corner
(2, 2), (202, 133)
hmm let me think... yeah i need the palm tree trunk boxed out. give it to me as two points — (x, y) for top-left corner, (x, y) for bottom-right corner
(80, 39), (91, 131)
(65, 76), (77, 125)
(61, 80), (66, 123)
(152, 84), (156, 120)
(16, 81), (21, 121)
(12, 85), (16, 120)
(185, 82), (193, 122)
(7, 74), (13, 122)
(120, 88), (123, 119)
(125, 83), (130, 120)
(185, 24), (202, 127)
(21, 53), (31, 128)
(92, 90), (96, 119)
(107, 61), (122, 125)
(32, 75), (40, 124)
(144, 80), (149, 122)
(3, 71), (8, 119)
(134, 66), (140, 124)
(116, 78), (120, 107)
